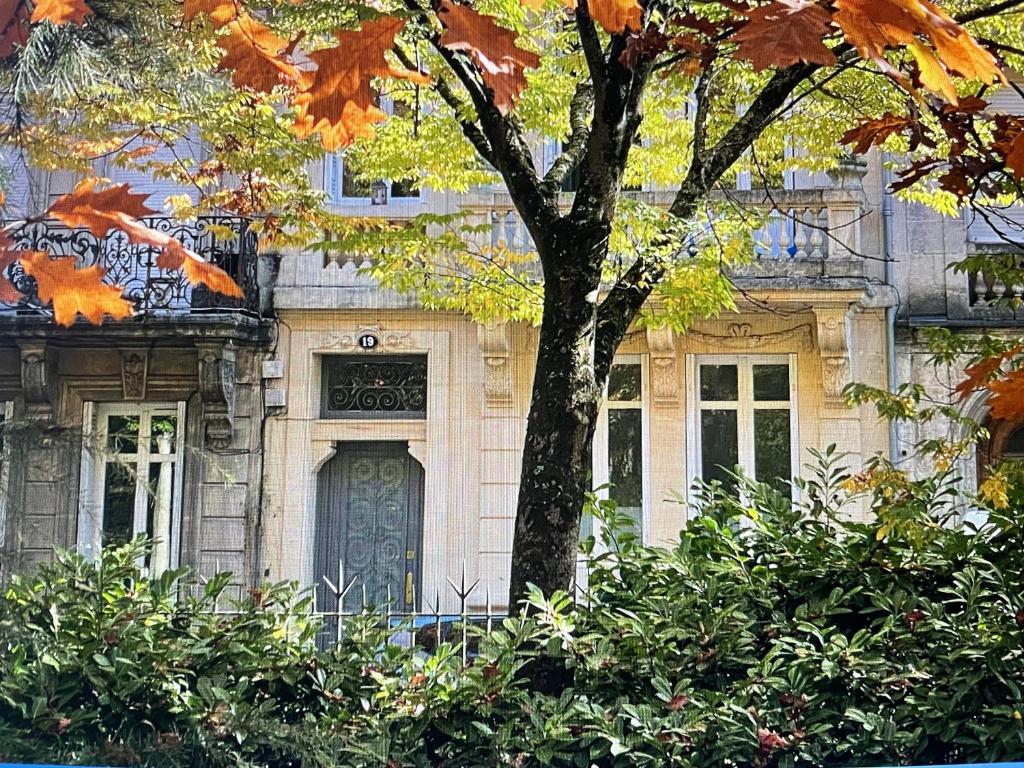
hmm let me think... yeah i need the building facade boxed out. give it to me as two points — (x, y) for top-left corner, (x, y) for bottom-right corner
(5, 104), (1017, 608)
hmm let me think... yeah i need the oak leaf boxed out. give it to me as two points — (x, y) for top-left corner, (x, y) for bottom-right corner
(520, 0), (642, 34)
(182, 0), (236, 24)
(986, 368), (1024, 421)
(48, 179), (157, 235)
(1003, 132), (1024, 181)
(730, 0), (836, 71)
(293, 16), (429, 150)
(954, 345), (1023, 401)
(840, 112), (914, 154)
(48, 179), (242, 299)
(438, 1), (539, 115)
(217, 13), (300, 92)
(18, 251), (133, 325)
(31, 0), (91, 25)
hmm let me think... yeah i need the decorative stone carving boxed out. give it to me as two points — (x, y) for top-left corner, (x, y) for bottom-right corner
(119, 348), (149, 400)
(321, 327), (414, 352)
(687, 322), (815, 351)
(18, 341), (55, 420)
(477, 323), (512, 405)
(197, 343), (236, 448)
(812, 306), (852, 404)
(645, 326), (679, 405)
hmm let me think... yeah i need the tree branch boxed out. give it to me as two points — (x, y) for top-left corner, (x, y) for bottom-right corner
(540, 81), (593, 195)
(393, 46), (498, 167)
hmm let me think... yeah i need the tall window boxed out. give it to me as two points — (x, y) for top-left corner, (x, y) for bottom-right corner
(688, 355), (797, 496)
(78, 402), (186, 571)
(590, 358), (647, 541)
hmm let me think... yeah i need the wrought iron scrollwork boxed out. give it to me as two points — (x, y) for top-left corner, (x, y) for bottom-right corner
(322, 355), (428, 418)
(0, 216), (260, 316)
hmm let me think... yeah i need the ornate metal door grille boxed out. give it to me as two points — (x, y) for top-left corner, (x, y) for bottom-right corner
(321, 355), (428, 418)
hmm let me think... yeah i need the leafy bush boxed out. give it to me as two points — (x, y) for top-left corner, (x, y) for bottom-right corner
(2, 451), (1024, 767)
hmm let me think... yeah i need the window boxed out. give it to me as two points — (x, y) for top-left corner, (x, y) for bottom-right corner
(323, 98), (420, 204)
(78, 402), (186, 572)
(589, 358), (647, 541)
(321, 355), (428, 419)
(688, 355), (798, 497)
(0, 401), (11, 549)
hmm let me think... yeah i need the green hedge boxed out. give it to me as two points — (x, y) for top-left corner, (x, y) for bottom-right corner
(2, 452), (1023, 767)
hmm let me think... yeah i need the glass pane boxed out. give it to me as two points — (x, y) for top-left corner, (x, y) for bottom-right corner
(755, 409), (792, 496)
(608, 364), (642, 402)
(753, 364), (789, 401)
(608, 409), (643, 508)
(390, 179), (420, 198)
(106, 415), (139, 453)
(700, 409), (738, 489)
(150, 414), (178, 454)
(700, 365), (738, 401)
(147, 461), (176, 572)
(102, 462), (137, 547)
(342, 162), (373, 197)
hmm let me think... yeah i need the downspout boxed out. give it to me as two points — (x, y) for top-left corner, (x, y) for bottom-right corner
(881, 160), (900, 464)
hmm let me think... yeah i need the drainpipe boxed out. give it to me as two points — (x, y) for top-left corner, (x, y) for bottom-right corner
(881, 160), (900, 465)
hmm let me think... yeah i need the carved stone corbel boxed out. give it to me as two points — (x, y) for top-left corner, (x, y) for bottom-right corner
(18, 341), (56, 420)
(813, 306), (852, 404)
(477, 322), (512, 406)
(645, 326), (679, 405)
(197, 343), (236, 448)
(119, 348), (149, 400)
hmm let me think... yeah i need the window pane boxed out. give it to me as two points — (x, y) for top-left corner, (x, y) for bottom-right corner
(700, 409), (738, 489)
(608, 364), (641, 402)
(106, 415), (139, 453)
(753, 364), (789, 401)
(754, 409), (792, 495)
(150, 414), (178, 454)
(700, 365), (738, 401)
(102, 462), (136, 547)
(390, 179), (420, 198)
(608, 409), (642, 509)
(342, 163), (373, 198)
(147, 461), (176, 571)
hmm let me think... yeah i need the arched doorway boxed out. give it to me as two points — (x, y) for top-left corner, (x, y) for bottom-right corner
(313, 442), (425, 617)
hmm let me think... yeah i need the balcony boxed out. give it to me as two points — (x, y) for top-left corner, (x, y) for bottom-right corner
(1, 216), (263, 318)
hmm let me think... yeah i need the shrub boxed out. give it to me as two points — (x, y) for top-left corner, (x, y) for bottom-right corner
(2, 451), (1024, 767)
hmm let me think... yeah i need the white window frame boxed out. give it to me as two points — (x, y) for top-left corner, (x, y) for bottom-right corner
(323, 97), (423, 206)
(592, 354), (651, 546)
(77, 401), (187, 570)
(0, 400), (12, 549)
(685, 354), (799, 500)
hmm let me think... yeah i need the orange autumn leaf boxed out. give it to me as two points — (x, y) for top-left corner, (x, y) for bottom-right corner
(155, 240), (243, 297)
(217, 13), (300, 92)
(438, 0), (539, 115)
(183, 0), (236, 24)
(30, 0), (91, 24)
(833, 0), (1002, 103)
(19, 251), (133, 326)
(293, 16), (428, 151)
(1003, 132), (1024, 181)
(730, 0), (836, 71)
(47, 179), (242, 300)
(986, 368), (1024, 421)
(519, 0), (642, 35)
(954, 345), (1023, 401)
(0, 231), (23, 303)
(48, 179), (157, 236)
(840, 112), (914, 154)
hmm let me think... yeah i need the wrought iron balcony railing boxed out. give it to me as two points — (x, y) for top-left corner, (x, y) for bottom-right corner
(1, 216), (260, 317)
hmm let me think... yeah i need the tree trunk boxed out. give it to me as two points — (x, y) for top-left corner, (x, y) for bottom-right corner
(508, 225), (608, 605)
